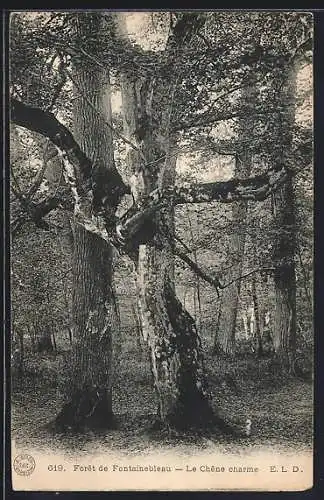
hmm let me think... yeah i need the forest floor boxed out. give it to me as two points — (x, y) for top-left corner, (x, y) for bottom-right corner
(11, 334), (313, 459)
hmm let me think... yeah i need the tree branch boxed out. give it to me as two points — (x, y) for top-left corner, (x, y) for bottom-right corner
(171, 165), (289, 204)
(10, 99), (291, 255)
(174, 107), (276, 132)
(10, 97), (130, 241)
(172, 241), (221, 297)
(164, 13), (206, 53)
(115, 164), (289, 248)
(10, 194), (72, 236)
(221, 267), (275, 289)
(11, 97), (93, 180)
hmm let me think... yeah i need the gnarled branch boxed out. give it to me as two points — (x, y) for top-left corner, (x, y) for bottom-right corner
(115, 164), (289, 247)
(171, 165), (289, 204)
(10, 97), (130, 239)
(11, 194), (71, 236)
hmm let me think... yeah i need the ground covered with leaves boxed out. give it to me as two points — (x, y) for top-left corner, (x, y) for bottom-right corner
(11, 334), (313, 457)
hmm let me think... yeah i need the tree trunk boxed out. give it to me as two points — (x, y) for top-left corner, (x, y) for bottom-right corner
(214, 86), (256, 356)
(272, 63), (298, 374)
(55, 14), (117, 431)
(147, 255), (214, 429)
(116, 14), (216, 430)
(131, 301), (144, 352)
(138, 194), (214, 429)
(272, 175), (297, 372)
(251, 273), (263, 357)
(213, 199), (247, 356)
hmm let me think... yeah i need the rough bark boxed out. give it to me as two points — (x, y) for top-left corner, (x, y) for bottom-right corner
(55, 14), (117, 431)
(55, 225), (115, 431)
(135, 218), (215, 430)
(272, 175), (297, 372)
(272, 63), (298, 374)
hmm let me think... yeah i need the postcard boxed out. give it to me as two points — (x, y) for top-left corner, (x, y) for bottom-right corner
(9, 10), (313, 491)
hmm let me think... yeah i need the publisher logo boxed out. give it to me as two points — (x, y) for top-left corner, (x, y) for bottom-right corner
(13, 454), (36, 476)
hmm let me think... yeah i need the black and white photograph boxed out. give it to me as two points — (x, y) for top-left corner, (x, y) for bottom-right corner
(8, 10), (313, 491)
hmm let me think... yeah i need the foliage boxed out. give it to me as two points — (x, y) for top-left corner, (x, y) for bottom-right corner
(11, 218), (72, 352)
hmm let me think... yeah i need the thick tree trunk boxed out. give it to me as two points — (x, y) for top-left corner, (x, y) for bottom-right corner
(214, 86), (255, 356)
(137, 191), (214, 429)
(57, 226), (115, 429)
(145, 250), (214, 429)
(55, 14), (117, 431)
(116, 14), (216, 430)
(272, 64), (298, 374)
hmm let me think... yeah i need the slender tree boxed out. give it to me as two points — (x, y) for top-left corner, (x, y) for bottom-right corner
(214, 85), (256, 356)
(271, 61), (299, 373)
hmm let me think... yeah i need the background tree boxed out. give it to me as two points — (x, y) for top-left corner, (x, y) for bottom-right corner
(271, 61), (299, 373)
(214, 85), (256, 356)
